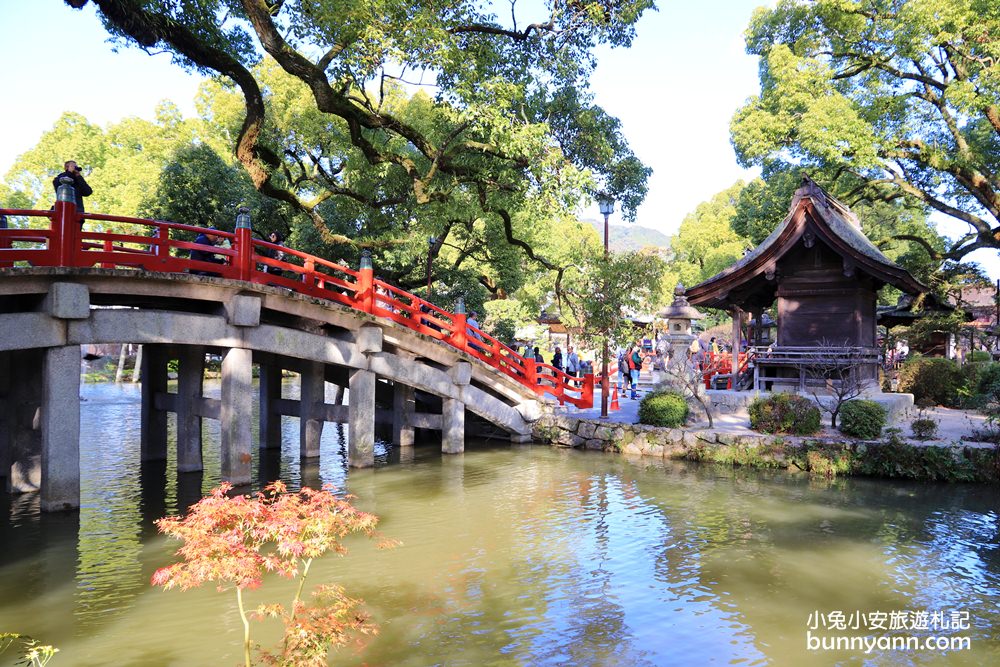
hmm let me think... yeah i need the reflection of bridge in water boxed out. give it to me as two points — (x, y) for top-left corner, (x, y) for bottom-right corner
(0, 188), (593, 511)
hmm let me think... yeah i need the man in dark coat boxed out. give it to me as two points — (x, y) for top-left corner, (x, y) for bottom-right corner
(52, 160), (93, 212)
(189, 228), (225, 276)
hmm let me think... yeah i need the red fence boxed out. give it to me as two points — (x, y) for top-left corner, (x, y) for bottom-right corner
(700, 351), (750, 389)
(0, 198), (594, 408)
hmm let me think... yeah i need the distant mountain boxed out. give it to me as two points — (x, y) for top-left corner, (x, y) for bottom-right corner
(584, 219), (671, 253)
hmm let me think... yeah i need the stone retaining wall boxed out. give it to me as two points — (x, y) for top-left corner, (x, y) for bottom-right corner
(531, 414), (999, 482)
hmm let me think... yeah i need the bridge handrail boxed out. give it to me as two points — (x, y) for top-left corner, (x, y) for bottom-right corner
(0, 203), (594, 408)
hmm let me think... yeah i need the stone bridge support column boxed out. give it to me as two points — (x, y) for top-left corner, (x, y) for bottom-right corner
(392, 350), (416, 448)
(442, 362), (471, 455)
(259, 358), (282, 450)
(140, 344), (169, 461)
(5, 349), (42, 493)
(392, 382), (415, 447)
(219, 295), (260, 485)
(41, 345), (80, 511)
(349, 325), (382, 468)
(300, 361), (325, 459)
(220, 347), (252, 486)
(176, 346), (205, 472)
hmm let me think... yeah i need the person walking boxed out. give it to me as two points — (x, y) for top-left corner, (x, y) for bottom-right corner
(566, 345), (580, 377)
(466, 310), (486, 352)
(552, 346), (563, 373)
(629, 345), (643, 399)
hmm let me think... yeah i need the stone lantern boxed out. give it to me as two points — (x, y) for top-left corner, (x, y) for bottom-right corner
(658, 284), (703, 366)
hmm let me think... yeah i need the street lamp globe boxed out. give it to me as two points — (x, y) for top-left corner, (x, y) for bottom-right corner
(598, 194), (615, 217)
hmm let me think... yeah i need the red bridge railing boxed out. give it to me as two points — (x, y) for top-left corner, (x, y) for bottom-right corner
(0, 195), (594, 408)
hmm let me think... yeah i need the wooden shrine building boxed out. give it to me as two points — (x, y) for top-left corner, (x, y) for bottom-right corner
(686, 176), (927, 391)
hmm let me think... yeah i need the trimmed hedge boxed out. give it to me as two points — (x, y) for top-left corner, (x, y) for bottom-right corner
(839, 400), (886, 439)
(638, 391), (689, 427)
(897, 357), (962, 406)
(748, 393), (821, 435)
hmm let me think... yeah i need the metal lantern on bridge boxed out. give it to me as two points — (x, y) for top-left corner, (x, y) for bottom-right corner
(657, 284), (704, 372)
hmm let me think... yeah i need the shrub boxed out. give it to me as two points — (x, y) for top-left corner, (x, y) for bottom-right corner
(638, 390), (689, 427)
(970, 350), (993, 363)
(839, 400), (886, 439)
(897, 357), (963, 406)
(977, 363), (1000, 394)
(748, 393), (821, 435)
(911, 418), (938, 440)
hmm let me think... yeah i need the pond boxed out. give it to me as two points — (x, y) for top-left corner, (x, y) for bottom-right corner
(0, 383), (998, 666)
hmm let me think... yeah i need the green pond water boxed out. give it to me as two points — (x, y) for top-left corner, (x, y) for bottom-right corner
(1, 382), (999, 666)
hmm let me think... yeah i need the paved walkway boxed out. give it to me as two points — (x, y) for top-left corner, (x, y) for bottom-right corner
(556, 373), (994, 447)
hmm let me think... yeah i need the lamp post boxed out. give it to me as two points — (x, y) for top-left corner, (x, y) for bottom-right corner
(598, 194), (614, 419)
(426, 236), (436, 298)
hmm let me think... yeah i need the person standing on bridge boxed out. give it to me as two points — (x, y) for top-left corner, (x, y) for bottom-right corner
(52, 160), (93, 216)
(551, 346), (563, 373)
(259, 230), (286, 280)
(566, 345), (580, 377)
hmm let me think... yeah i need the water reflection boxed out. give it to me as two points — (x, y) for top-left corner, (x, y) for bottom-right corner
(0, 384), (998, 665)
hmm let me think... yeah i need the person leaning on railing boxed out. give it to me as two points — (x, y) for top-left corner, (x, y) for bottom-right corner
(258, 230), (286, 278)
(188, 228), (225, 277)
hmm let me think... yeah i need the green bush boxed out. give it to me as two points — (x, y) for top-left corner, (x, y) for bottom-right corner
(897, 357), (963, 406)
(839, 400), (887, 439)
(911, 418), (938, 440)
(638, 391), (689, 427)
(976, 362), (1000, 392)
(970, 350), (993, 363)
(748, 393), (821, 435)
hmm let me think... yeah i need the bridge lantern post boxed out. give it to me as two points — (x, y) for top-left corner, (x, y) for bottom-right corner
(235, 207), (254, 282)
(54, 177), (79, 266)
(357, 250), (374, 313)
(451, 296), (468, 351)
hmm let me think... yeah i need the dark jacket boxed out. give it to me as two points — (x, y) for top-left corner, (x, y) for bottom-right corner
(190, 233), (224, 264)
(52, 171), (93, 212)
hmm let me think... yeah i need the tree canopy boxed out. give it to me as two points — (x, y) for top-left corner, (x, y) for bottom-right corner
(668, 181), (750, 291)
(730, 0), (1000, 264)
(65, 0), (653, 290)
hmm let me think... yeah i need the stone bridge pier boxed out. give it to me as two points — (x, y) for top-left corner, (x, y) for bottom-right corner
(1, 276), (542, 512)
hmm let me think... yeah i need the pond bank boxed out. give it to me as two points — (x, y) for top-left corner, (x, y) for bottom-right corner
(532, 413), (1000, 483)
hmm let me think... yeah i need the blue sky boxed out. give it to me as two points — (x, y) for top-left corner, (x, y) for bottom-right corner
(2, 0), (998, 278)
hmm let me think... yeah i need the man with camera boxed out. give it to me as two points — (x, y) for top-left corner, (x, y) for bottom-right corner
(52, 160), (94, 213)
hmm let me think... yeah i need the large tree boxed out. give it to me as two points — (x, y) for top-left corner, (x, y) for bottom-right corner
(668, 181), (750, 291)
(66, 0), (652, 293)
(730, 0), (1000, 264)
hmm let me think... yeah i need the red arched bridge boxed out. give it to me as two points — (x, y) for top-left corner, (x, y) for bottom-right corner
(0, 195), (594, 407)
(0, 190), (593, 511)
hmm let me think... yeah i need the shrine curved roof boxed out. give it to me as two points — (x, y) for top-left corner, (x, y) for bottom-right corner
(686, 175), (927, 309)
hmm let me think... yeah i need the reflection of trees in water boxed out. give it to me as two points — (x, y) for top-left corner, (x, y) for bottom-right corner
(623, 457), (1000, 663)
